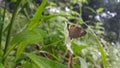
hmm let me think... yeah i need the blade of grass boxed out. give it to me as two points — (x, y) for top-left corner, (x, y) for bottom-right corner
(43, 14), (68, 20)
(3, 0), (22, 62)
(90, 29), (108, 68)
(79, 19), (108, 68)
(2, 0), (7, 22)
(25, 53), (67, 68)
(21, 2), (30, 20)
(0, 0), (7, 50)
(27, 0), (47, 30)
(14, 29), (45, 61)
(0, 22), (3, 48)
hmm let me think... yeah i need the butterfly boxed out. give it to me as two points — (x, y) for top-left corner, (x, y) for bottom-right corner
(67, 24), (86, 39)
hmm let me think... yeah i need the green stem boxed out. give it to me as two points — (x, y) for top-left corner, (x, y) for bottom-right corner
(79, 1), (82, 17)
(83, 22), (108, 68)
(0, 23), (3, 48)
(4, 0), (22, 58)
(0, 0), (7, 49)
(90, 30), (108, 68)
(2, 0), (7, 21)
(79, 18), (108, 68)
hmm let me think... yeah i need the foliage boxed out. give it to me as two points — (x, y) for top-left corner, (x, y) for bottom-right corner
(0, 0), (120, 68)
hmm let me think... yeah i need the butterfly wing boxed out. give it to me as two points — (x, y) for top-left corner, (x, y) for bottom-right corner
(67, 24), (86, 39)
(78, 27), (86, 37)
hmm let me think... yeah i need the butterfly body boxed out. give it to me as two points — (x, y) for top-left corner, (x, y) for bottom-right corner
(67, 24), (86, 39)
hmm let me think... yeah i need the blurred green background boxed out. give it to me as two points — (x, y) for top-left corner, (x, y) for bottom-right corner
(0, 0), (120, 68)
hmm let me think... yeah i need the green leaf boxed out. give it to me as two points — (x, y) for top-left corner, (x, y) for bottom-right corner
(90, 29), (108, 68)
(79, 57), (88, 68)
(4, 29), (46, 61)
(71, 42), (87, 54)
(96, 8), (104, 13)
(85, 7), (96, 13)
(21, 61), (38, 68)
(80, 0), (88, 4)
(11, 0), (17, 2)
(9, 29), (46, 61)
(11, 29), (44, 45)
(25, 53), (67, 68)
(0, 21), (3, 48)
(43, 14), (67, 20)
(0, 63), (4, 68)
(27, 0), (47, 30)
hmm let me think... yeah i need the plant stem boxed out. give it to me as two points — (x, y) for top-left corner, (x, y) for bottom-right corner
(90, 30), (108, 68)
(3, 0), (22, 59)
(2, 0), (7, 22)
(68, 52), (73, 68)
(79, 18), (108, 68)
(0, 0), (7, 49)
(85, 23), (108, 68)
(0, 23), (3, 48)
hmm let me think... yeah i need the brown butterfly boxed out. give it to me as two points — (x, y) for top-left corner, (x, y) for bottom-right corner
(67, 24), (86, 39)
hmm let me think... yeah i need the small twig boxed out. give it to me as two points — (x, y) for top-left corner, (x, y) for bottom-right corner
(68, 52), (73, 68)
